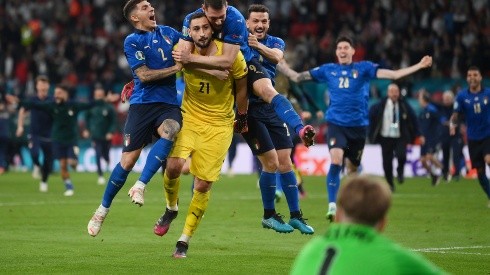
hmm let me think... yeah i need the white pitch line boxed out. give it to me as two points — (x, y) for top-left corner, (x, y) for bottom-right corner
(412, 245), (490, 251)
(412, 245), (490, 256)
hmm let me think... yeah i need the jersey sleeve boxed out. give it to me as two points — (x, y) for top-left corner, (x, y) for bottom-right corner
(231, 51), (247, 79)
(309, 64), (332, 82)
(362, 61), (379, 79)
(454, 91), (464, 113)
(270, 36), (285, 52)
(221, 7), (247, 45)
(124, 35), (145, 71)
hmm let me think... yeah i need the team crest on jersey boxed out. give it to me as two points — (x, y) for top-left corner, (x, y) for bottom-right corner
(124, 134), (131, 147)
(162, 35), (172, 45)
(484, 97), (488, 105)
(135, 51), (145, 60)
(103, 110), (108, 116)
(329, 138), (336, 147)
(352, 70), (358, 79)
(68, 109), (74, 116)
(182, 26), (190, 38)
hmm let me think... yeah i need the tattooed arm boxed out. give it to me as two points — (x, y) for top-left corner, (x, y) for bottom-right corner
(134, 63), (183, 83)
(276, 59), (312, 83)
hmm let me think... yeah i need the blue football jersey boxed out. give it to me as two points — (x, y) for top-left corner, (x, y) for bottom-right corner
(310, 61), (378, 127)
(124, 25), (180, 105)
(182, 6), (253, 61)
(419, 103), (442, 142)
(454, 87), (490, 140)
(252, 34), (285, 83)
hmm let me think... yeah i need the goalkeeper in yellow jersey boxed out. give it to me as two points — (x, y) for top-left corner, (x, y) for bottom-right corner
(153, 12), (248, 258)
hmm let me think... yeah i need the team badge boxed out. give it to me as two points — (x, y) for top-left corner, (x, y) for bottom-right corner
(68, 109), (74, 116)
(484, 97), (488, 105)
(352, 69), (358, 79)
(182, 26), (190, 37)
(124, 134), (131, 147)
(103, 110), (108, 116)
(162, 35), (172, 45)
(135, 51), (145, 60)
(329, 138), (336, 147)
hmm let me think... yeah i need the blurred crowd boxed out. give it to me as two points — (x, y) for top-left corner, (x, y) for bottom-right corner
(1, 0), (489, 99)
(0, 0), (489, 172)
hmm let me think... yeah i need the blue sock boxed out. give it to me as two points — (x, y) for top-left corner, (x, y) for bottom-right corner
(477, 173), (490, 199)
(102, 163), (130, 208)
(275, 173), (283, 193)
(327, 164), (342, 203)
(279, 171), (300, 212)
(64, 179), (74, 190)
(139, 138), (173, 184)
(259, 171), (276, 210)
(270, 94), (303, 134)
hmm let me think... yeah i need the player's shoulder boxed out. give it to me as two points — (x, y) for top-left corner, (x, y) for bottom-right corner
(266, 35), (285, 48)
(226, 5), (245, 20)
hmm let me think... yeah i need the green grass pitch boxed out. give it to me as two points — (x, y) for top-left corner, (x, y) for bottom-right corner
(1, 171), (489, 274)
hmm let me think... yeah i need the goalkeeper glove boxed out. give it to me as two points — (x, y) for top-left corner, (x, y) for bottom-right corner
(121, 80), (135, 103)
(234, 111), (248, 133)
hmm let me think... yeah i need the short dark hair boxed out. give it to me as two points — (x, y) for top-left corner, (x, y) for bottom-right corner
(467, 66), (481, 74)
(203, 0), (227, 9)
(35, 75), (49, 83)
(248, 4), (269, 16)
(123, 0), (143, 21)
(189, 11), (207, 24)
(336, 36), (354, 48)
(55, 84), (71, 93)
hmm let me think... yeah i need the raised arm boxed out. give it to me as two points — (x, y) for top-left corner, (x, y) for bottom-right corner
(376, 55), (432, 80)
(277, 59), (313, 83)
(173, 38), (239, 70)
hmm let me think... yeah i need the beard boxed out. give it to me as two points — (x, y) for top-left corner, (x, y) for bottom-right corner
(195, 38), (211, 49)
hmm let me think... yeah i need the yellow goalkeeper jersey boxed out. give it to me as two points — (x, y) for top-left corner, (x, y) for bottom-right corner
(181, 40), (247, 126)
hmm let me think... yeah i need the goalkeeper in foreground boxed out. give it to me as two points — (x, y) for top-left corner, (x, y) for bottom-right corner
(290, 175), (446, 275)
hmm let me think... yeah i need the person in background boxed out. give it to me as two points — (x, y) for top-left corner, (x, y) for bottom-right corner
(369, 82), (421, 191)
(439, 90), (464, 182)
(279, 36), (432, 221)
(82, 84), (117, 185)
(16, 75), (54, 192)
(418, 90), (443, 186)
(450, 66), (490, 207)
(290, 176), (446, 275)
(0, 99), (10, 174)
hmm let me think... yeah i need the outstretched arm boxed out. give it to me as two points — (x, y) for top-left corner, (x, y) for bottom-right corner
(376, 55), (432, 80)
(277, 59), (312, 83)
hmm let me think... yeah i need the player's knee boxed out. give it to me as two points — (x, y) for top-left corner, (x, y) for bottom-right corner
(252, 79), (277, 103)
(484, 155), (490, 165)
(166, 160), (184, 178)
(159, 119), (181, 140)
(277, 159), (293, 173)
(194, 178), (212, 192)
(262, 158), (279, 172)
